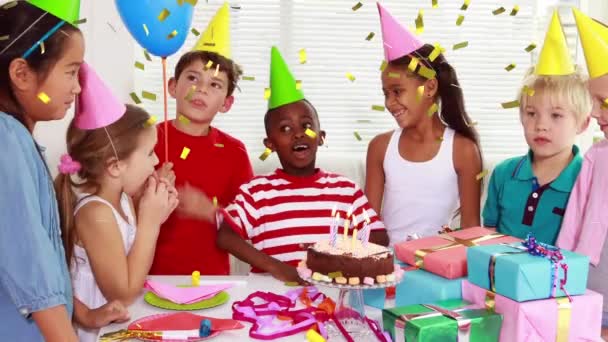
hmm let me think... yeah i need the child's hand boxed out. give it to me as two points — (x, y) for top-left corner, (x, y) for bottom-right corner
(156, 162), (176, 186)
(160, 178), (179, 223)
(87, 300), (130, 328)
(269, 261), (308, 285)
(138, 176), (172, 229)
(176, 183), (216, 222)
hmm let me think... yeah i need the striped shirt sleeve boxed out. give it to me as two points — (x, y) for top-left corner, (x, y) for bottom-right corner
(225, 183), (260, 240)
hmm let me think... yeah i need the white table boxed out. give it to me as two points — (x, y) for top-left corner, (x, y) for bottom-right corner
(99, 274), (384, 341)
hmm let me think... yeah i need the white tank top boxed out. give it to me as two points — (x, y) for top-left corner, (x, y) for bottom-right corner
(70, 193), (136, 342)
(381, 127), (460, 246)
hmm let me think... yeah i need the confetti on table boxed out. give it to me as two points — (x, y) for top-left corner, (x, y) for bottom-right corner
(191, 28), (200, 36)
(418, 65), (436, 79)
(73, 18), (87, 25)
(158, 9), (170, 22)
(492, 7), (505, 15)
(428, 103), (439, 116)
(37, 92), (50, 104)
(145, 116), (158, 127)
(178, 114), (190, 124)
(264, 88), (271, 100)
(299, 49), (307, 64)
(505, 63), (516, 71)
(453, 41), (468, 50)
(305, 128), (317, 138)
(510, 5), (519, 16)
(460, 0), (470, 10)
(476, 170), (488, 181)
(388, 72), (400, 78)
(259, 148), (272, 161)
(180, 147), (191, 160)
(354, 131), (362, 141)
(134, 61), (145, 70)
(142, 91), (157, 101)
(417, 85), (425, 102)
(501, 100), (520, 109)
(408, 57), (419, 72)
(0, 35), (8, 41)
(143, 50), (152, 61)
(205, 60), (213, 69)
(214, 143), (224, 148)
(130, 92), (142, 104)
(456, 14), (465, 26)
(242, 76), (255, 81)
(415, 10), (424, 34)
(295, 80), (302, 90)
(432, 0), (439, 8)
(522, 85), (535, 97)
(371, 105), (385, 112)
(346, 72), (356, 82)
(352, 2), (363, 11)
(143, 24), (149, 36)
(365, 32), (375, 41)
(379, 60), (388, 71)
(524, 43), (536, 52)
(429, 44), (442, 62)
(167, 30), (178, 39)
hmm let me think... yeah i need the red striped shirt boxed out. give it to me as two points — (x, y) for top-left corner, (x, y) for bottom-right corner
(225, 168), (385, 273)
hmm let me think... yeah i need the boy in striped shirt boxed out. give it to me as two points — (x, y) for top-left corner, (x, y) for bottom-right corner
(177, 46), (388, 283)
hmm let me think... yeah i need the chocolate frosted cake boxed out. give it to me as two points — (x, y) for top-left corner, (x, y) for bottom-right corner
(298, 239), (398, 286)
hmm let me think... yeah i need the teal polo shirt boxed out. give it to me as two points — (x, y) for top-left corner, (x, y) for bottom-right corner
(482, 146), (582, 245)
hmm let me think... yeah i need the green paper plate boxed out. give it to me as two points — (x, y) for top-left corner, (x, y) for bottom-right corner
(144, 290), (229, 311)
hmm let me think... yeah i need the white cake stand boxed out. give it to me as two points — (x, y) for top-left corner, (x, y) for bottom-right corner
(302, 274), (403, 342)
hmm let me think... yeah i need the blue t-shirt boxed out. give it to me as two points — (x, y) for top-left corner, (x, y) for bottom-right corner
(0, 113), (73, 340)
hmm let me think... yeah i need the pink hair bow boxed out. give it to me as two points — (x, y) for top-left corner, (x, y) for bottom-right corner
(58, 154), (81, 175)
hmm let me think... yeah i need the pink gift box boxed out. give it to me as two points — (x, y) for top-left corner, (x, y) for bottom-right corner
(394, 227), (521, 279)
(462, 280), (603, 341)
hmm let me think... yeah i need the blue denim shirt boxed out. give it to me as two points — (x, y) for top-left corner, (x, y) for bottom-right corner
(0, 113), (73, 340)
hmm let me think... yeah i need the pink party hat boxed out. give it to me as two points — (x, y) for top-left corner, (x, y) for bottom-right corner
(74, 62), (126, 130)
(377, 2), (424, 61)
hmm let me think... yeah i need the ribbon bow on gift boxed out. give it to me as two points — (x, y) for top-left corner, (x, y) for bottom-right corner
(398, 304), (472, 342)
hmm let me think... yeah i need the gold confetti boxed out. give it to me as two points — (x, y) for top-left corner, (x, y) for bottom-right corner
(476, 170), (489, 181)
(365, 32), (375, 41)
(354, 131), (362, 141)
(417, 85), (425, 102)
(158, 9), (170, 22)
(212, 196), (218, 207)
(524, 43), (536, 52)
(456, 14), (465, 26)
(501, 100), (520, 109)
(432, 0), (439, 8)
(284, 281), (299, 287)
(418, 65), (436, 79)
(453, 41), (468, 50)
(510, 5), (519, 16)
(429, 44), (442, 62)
(242, 76), (255, 81)
(295, 80), (302, 90)
(415, 10), (424, 35)
(214, 143), (224, 148)
(205, 60), (213, 69)
(467, 120), (478, 127)
(39, 41), (45, 54)
(180, 147), (191, 160)
(428, 103), (439, 116)
(143, 50), (152, 61)
(0, 35), (8, 41)
(352, 2), (363, 11)
(437, 136), (444, 142)
(388, 72), (400, 78)
(130, 92), (142, 104)
(191, 28), (200, 36)
(1, 1), (18, 9)
(134, 61), (145, 70)
(259, 148), (272, 161)
(264, 88), (271, 100)
(522, 85), (535, 97)
(305, 128), (317, 138)
(379, 60), (388, 71)
(185, 0), (198, 5)
(299, 48), (307, 64)
(371, 105), (385, 112)
(167, 30), (178, 39)
(505, 63), (516, 71)
(214, 64), (220, 77)
(460, 0), (470, 10)
(594, 136), (603, 144)
(143, 24), (149, 36)
(493, 7), (506, 15)
(178, 114), (190, 124)
(145, 116), (158, 127)
(142, 91), (157, 101)
(73, 18), (87, 25)
(408, 57), (419, 72)
(184, 86), (196, 101)
(346, 72), (356, 82)
(37, 92), (50, 104)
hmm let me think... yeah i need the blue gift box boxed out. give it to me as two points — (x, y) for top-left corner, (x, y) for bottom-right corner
(364, 263), (463, 309)
(466, 243), (589, 302)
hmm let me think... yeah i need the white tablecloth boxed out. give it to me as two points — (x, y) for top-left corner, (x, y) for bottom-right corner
(99, 274), (383, 341)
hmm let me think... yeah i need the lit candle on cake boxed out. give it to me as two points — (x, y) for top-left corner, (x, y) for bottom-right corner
(330, 212), (340, 247)
(329, 204), (337, 246)
(351, 214), (359, 252)
(362, 210), (371, 247)
(343, 206), (353, 245)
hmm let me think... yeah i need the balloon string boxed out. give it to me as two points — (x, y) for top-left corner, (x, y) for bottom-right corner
(162, 57), (169, 163)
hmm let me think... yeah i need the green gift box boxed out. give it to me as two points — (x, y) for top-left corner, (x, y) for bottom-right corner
(382, 299), (502, 342)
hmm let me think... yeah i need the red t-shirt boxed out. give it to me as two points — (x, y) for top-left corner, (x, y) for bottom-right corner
(150, 121), (253, 275)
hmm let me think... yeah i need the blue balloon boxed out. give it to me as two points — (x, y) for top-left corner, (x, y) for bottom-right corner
(115, 0), (194, 57)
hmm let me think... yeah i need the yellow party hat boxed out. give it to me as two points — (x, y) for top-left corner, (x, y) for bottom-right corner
(192, 2), (231, 58)
(573, 8), (608, 79)
(535, 10), (575, 76)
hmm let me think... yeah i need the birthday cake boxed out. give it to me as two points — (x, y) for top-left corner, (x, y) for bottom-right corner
(298, 239), (398, 286)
